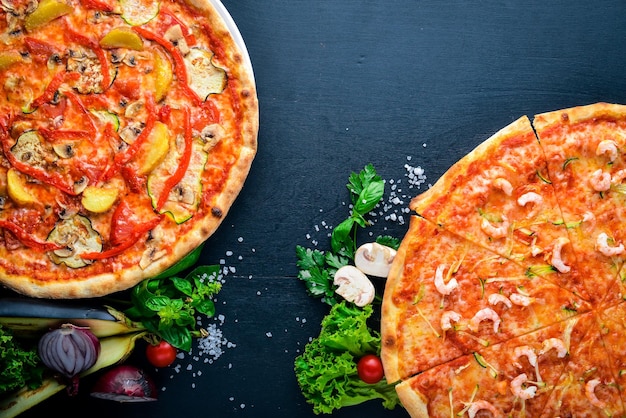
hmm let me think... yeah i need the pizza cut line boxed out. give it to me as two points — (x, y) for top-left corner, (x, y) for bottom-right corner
(0, 0), (258, 298)
(381, 102), (626, 417)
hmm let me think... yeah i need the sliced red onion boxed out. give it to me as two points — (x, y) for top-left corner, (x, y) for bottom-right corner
(91, 365), (158, 402)
(38, 323), (101, 379)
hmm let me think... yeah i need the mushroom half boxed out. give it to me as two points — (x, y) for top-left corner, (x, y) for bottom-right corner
(354, 242), (397, 278)
(333, 265), (375, 307)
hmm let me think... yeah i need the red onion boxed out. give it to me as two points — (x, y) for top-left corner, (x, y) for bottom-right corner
(91, 365), (158, 402)
(38, 323), (101, 379)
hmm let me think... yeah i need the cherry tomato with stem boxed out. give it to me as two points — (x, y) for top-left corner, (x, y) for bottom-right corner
(357, 354), (384, 384)
(146, 340), (177, 368)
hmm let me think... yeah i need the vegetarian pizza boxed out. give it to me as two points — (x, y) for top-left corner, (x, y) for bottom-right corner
(0, 0), (258, 298)
(381, 103), (626, 417)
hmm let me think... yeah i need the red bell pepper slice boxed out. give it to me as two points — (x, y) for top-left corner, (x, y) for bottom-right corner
(63, 90), (97, 135)
(132, 26), (202, 105)
(121, 166), (145, 193)
(39, 128), (91, 141)
(31, 71), (80, 109)
(24, 37), (59, 61)
(80, 201), (162, 260)
(0, 220), (62, 252)
(80, 0), (115, 12)
(156, 106), (192, 211)
(0, 129), (78, 196)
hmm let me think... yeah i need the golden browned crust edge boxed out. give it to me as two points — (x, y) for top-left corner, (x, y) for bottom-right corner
(410, 115), (533, 214)
(380, 217), (415, 383)
(1, 0), (258, 299)
(395, 379), (429, 418)
(533, 102), (626, 132)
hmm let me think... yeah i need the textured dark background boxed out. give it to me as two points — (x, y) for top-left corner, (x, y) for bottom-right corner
(12, 0), (626, 417)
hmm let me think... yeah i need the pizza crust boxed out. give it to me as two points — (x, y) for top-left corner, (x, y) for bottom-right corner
(395, 381), (429, 418)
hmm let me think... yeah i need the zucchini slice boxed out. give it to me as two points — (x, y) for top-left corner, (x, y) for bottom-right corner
(11, 130), (49, 168)
(120, 0), (160, 26)
(90, 109), (121, 132)
(47, 215), (103, 268)
(184, 47), (227, 101)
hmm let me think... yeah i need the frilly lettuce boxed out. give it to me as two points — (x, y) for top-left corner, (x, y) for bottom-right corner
(294, 301), (400, 414)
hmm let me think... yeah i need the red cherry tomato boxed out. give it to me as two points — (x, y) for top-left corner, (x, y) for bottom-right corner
(357, 354), (384, 384)
(146, 340), (177, 368)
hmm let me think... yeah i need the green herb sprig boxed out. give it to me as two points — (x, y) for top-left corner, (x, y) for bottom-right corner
(124, 264), (222, 352)
(296, 164), (400, 306)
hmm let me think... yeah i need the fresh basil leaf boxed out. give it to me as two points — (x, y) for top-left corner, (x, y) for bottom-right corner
(172, 277), (194, 296)
(143, 295), (170, 312)
(196, 299), (216, 317)
(159, 326), (192, 352)
(353, 180), (384, 215)
(331, 217), (354, 253)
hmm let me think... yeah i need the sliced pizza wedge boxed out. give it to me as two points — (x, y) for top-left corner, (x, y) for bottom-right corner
(540, 309), (625, 417)
(394, 312), (593, 418)
(594, 301), (626, 410)
(533, 103), (626, 305)
(381, 215), (591, 383)
(410, 115), (590, 301)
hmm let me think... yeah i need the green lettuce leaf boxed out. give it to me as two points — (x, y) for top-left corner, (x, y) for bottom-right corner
(294, 301), (399, 414)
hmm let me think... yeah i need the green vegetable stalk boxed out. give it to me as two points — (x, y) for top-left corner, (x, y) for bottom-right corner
(294, 301), (400, 414)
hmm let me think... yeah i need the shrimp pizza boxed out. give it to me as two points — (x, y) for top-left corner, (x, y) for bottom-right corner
(382, 103), (626, 417)
(0, 0), (258, 298)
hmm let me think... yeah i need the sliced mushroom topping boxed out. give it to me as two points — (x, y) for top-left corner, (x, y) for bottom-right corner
(354, 242), (397, 278)
(333, 265), (376, 307)
(139, 246), (167, 269)
(199, 123), (225, 151)
(119, 121), (144, 143)
(124, 100), (144, 118)
(1, 0), (38, 16)
(52, 142), (76, 159)
(110, 50), (126, 64)
(73, 175), (89, 194)
(121, 51), (150, 68)
(47, 52), (63, 70)
(164, 24), (190, 55)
